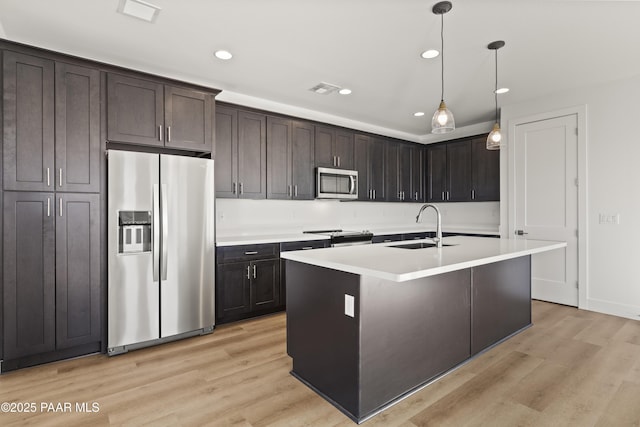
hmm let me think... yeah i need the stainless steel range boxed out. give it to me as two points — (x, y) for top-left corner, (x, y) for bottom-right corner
(303, 229), (373, 247)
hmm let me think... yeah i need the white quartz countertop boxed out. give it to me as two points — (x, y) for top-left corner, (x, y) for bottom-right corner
(216, 225), (499, 246)
(280, 236), (566, 282)
(216, 233), (329, 246)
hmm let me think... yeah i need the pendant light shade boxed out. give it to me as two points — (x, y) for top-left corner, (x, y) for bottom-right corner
(431, 1), (455, 134)
(486, 40), (505, 150)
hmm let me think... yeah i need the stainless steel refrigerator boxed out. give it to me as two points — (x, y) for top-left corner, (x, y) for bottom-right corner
(107, 150), (215, 355)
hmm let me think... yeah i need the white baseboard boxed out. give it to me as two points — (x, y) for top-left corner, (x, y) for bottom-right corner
(583, 298), (640, 321)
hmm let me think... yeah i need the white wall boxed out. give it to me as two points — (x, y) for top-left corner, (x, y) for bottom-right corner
(216, 199), (499, 237)
(501, 74), (640, 321)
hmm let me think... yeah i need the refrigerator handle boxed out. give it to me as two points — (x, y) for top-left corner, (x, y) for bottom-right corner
(153, 184), (160, 281)
(161, 184), (169, 281)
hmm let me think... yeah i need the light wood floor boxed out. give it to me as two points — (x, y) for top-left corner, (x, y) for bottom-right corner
(1, 301), (639, 426)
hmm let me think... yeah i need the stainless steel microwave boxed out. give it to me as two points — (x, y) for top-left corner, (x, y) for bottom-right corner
(316, 167), (358, 199)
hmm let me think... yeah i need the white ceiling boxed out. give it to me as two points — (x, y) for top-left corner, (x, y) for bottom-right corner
(1, 0), (640, 142)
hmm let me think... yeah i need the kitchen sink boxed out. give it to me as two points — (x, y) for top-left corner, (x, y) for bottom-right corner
(388, 242), (457, 249)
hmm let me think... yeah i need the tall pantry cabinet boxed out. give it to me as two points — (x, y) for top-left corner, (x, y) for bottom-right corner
(1, 49), (102, 370)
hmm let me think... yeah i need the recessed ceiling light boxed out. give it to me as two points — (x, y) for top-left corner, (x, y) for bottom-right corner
(414, 112), (425, 117)
(117, 0), (161, 23)
(214, 50), (233, 60)
(421, 49), (440, 59)
(338, 88), (352, 95)
(495, 87), (510, 94)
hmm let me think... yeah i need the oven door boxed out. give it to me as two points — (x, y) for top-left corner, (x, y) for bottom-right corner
(316, 167), (358, 199)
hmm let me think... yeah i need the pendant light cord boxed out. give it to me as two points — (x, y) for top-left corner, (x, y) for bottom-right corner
(440, 13), (445, 101)
(494, 48), (499, 121)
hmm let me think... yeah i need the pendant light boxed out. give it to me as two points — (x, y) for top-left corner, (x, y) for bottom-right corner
(431, 1), (455, 134)
(486, 40), (505, 150)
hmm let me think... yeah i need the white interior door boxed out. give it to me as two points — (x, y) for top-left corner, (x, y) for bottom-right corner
(513, 114), (578, 306)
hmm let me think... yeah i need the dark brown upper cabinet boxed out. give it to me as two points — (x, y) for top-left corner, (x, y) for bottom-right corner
(315, 125), (354, 169)
(215, 106), (267, 199)
(267, 117), (315, 200)
(426, 134), (499, 202)
(410, 145), (425, 202)
(355, 134), (385, 201)
(3, 51), (55, 192)
(55, 62), (101, 193)
(385, 142), (400, 201)
(387, 142), (425, 203)
(3, 52), (100, 193)
(470, 137), (500, 201)
(107, 73), (214, 152)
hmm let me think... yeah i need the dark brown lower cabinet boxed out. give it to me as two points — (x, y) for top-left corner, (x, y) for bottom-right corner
(216, 243), (281, 324)
(2, 191), (101, 369)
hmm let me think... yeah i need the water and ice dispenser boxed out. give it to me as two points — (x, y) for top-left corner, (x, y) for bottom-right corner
(118, 211), (152, 254)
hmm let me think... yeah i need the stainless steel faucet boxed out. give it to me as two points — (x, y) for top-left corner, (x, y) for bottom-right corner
(416, 204), (443, 248)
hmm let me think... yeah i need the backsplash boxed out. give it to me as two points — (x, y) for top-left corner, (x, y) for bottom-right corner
(216, 199), (499, 236)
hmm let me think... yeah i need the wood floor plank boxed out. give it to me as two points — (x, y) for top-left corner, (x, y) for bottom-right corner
(1, 302), (639, 427)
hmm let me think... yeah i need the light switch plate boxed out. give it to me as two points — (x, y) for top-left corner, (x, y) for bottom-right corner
(344, 294), (355, 318)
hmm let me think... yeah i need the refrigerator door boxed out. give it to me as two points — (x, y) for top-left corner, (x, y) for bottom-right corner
(160, 155), (215, 337)
(108, 150), (160, 349)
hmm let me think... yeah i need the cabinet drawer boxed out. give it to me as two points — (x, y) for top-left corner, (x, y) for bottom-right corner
(280, 240), (329, 252)
(371, 234), (403, 244)
(217, 243), (280, 264)
(402, 232), (435, 240)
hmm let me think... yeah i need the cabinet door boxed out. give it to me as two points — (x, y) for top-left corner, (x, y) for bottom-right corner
(447, 140), (472, 202)
(385, 143), (400, 201)
(399, 144), (413, 202)
(314, 125), (335, 168)
(251, 259), (280, 310)
(217, 262), (251, 320)
(354, 134), (370, 200)
(215, 106), (238, 198)
(266, 116), (291, 199)
(3, 51), (55, 192)
(427, 145), (447, 202)
(335, 129), (354, 169)
(471, 137), (500, 201)
(55, 193), (101, 349)
(164, 86), (213, 152)
(410, 146), (425, 202)
(55, 62), (100, 193)
(369, 138), (386, 201)
(3, 192), (56, 359)
(237, 111), (267, 199)
(107, 73), (164, 146)
(291, 121), (315, 200)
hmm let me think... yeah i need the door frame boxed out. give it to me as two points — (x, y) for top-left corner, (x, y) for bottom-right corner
(503, 105), (588, 308)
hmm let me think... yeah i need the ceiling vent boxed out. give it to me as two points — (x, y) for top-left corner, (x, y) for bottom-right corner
(117, 0), (162, 23)
(309, 82), (341, 95)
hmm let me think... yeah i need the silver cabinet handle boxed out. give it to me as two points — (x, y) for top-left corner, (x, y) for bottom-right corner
(59, 168), (63, 187)
(287, 185), (291, 197)
(153, 185), (160, 281)
(302, 246), (313, 250)
(233, 182), (237, 194)
(333, 156), (337, 167)
(446, 191), (450, 201)
(244, 251), (258, 255)
(515, 230), (529, 236)
(167, 126), (171, 142)
(383, 239), (392, 243)
(46, 168), (50, 187)
(253, 264), (257, 279)
(158, 125), (163, 141)
(47, 197), (51, 217)
(337, 156), (341, 167)
(247, 265), (251, 279)
(471, 189), (476, 200)
(373, 189), (376, 199)
(294, 185), (298, 197)
(441, 191), (445, 201)
(59, 197), (63, 217)
(239, 182), (244, 195)
(415, 192), (418, 200)
(161, 184), (169, 280)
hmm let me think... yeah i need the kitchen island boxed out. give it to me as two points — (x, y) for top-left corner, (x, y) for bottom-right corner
(281, 236), (566, 423)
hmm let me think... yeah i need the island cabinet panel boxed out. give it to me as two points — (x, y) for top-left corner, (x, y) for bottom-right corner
(359, 270), (471, 417)
(471, 256), (531, 355)
(286, 262), (361, 416)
